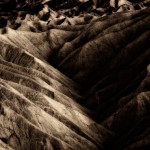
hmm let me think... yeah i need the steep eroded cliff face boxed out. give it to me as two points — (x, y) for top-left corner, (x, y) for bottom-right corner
(0, 0), (150, 150)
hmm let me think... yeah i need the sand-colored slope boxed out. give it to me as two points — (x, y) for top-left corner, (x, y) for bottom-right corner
(0, 31), (112, 149)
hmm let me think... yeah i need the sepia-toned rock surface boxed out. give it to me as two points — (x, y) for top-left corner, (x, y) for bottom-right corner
(0, 0), (150, 150)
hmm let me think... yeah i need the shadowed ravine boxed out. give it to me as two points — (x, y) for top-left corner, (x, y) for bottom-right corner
(0, 0), (150, 150)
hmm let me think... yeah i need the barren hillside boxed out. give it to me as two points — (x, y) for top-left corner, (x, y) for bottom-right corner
(0, 0), (150, 150)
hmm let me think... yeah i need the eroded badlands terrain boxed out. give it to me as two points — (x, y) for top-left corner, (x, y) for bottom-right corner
(0, 0), (150, 150)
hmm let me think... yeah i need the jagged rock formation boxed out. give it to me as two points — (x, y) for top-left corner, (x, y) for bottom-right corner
(0, 0), (150, 150)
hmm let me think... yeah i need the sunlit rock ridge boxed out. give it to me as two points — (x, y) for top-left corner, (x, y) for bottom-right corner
(0, 0), (150, 150)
